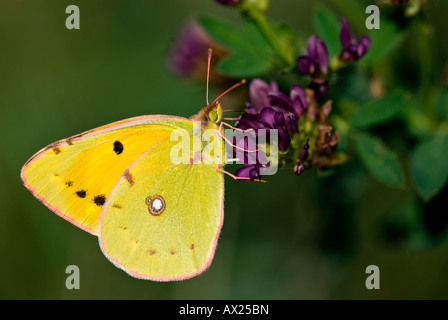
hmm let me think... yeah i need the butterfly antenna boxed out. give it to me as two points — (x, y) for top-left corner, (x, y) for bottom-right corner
(212, 79), (247, 105)
(222, 108), (243, 114)
(206, 48), (212, 106)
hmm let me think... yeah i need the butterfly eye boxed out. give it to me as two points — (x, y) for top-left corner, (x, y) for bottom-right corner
(209, 110), (218, 123)
(208, 103), (222, 123)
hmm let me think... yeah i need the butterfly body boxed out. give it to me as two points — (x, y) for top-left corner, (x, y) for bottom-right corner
(21, 104), (226, 280)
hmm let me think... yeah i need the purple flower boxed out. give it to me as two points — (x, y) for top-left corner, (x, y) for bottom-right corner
(246, 79), (279, 115)
(236, 107), (291, 151)
(232, 132), (257, 167)
(242, 79), (307, 134)
(308, 79), (329, 102)
(235, 163), (264, 180)
(269, 84), (307, 119)
(214, 0), (242, 5)
(236, 79), (308, 147)
(259, 108), (292, 151)
(235, 112), (268, 131)
(297, 35), (329, 78)
(168, 20), (227, 79)
(339, 17), (370, 62)
(231, 130), (267, 180)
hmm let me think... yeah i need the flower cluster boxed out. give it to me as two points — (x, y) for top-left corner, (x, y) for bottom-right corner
(231, 17), (369, 179)
(233, 79), (342, 179)
(234, 79), (309, 179)
(167, 9), (371, 180)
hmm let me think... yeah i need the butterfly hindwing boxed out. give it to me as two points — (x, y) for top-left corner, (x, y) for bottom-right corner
(21, 115), (192, 235)
(99, 136), (224, 281)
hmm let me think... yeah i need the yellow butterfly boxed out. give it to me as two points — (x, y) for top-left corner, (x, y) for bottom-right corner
(21, 50), (246, 281)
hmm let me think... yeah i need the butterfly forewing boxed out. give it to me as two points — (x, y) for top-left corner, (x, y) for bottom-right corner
(21, 115), (192, 235)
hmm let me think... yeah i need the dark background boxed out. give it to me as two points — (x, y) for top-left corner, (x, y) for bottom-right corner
(1, 0), (448, 299)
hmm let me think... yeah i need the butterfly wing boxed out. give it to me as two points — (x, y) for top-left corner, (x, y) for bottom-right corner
(21, 115), (191, 235)
(99, 136), (224, 281)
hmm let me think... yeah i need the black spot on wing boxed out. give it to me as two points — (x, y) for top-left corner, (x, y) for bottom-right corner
(113, 141), (124, 155)
(65, 181), (73, 187)
(75, 190), (87, 198)
(93, 194), (106, 206)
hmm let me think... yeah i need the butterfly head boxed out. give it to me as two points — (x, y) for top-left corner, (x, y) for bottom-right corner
(194, 77), (246, 127)
(191, 101), (222, 129)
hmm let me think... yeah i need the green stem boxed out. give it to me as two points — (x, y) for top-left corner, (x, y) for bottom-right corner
(241, 3), (292, 69)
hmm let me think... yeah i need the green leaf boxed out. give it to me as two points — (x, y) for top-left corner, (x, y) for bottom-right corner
(243, 18), (272, 55)
(198, 16), (249, 52)
(217, 52), (271, 77)
(349, 91), (408, 128)
(411, 133), (448, 200)
(198, 15), (273, 77)
(354, 132), (405, 188)
(362, 21), (406, 66)
(436, 87), (448, 120)
(385, 196), (430, 250)
(313, 3), (342, 59)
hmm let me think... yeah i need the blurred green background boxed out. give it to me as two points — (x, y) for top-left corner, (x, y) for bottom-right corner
(1, 0), (448, 299)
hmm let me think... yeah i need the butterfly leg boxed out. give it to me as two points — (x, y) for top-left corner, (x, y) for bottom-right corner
(214, 122), (267, 182)
(215, 163), (267, 183)
(216, 122), (259, 153)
